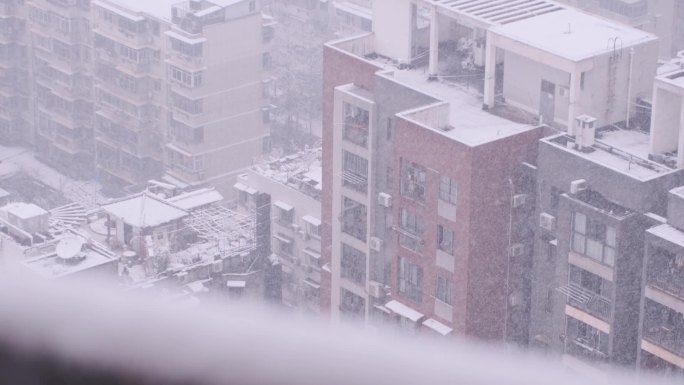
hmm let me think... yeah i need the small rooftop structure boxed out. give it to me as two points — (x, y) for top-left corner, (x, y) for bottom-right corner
(166, 188), (223, 211)
(92, 0), (180, 21)
(101, 192), (189, 229)
(2, 202), (48, 220)
(649, 68), (684, 169)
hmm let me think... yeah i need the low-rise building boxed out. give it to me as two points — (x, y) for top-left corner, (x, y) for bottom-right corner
(235, 147), (322, 313)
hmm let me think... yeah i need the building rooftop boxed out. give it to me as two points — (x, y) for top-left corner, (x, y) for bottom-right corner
(249, 147), (322, 201)
(545, 128), (675, 181)
(101, 192), (189, 228)
(375, 64), (535, 147)
(166, 188), (223, 211)
(2, 202), (48, 220)
(93, 0), (180, 21)
(425, 0), (566, 27)
(489, 8), (658, 62)
(647, 223), (684, 249)
(22, 233), (118, 279)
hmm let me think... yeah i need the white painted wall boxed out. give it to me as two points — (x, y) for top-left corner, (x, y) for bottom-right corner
(372, 0), (413, 63)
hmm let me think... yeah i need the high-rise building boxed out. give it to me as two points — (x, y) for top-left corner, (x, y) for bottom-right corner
(91, 0), (176, 189)
(27, 0), (94, 177)
(163, 0), (272, 196)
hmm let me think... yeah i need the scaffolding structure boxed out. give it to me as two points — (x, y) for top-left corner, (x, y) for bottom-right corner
(183, 203), (256, 259)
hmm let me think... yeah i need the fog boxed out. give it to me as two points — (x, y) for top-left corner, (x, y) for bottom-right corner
(1, 0), (684, 383)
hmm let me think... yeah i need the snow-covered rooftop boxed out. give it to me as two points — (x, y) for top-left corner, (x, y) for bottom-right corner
(490, 9), (658, 62)
(167, 188), (223, 211)
(2, 202), (48, 220)
(545, 129), (674, 181)
(93, 0), (179, 21)
(382, 68), (535, 147)
(102, 192), (189, 228)
(22, 234), (118, 279)
(647, 224), (684, 249)
(250, 147), (323, 200)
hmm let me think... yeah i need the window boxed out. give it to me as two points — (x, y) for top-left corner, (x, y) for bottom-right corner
(274, 233), (293, 256)
(386, 118), (393, 141)
(399, 257), (423, 303)
(342, 151), (368, 192)
(400, 159), (426, 202)
(171, 118), (204, 144)
(170, 65), (203, 88)
(439, 176), (457, 204)
(274, 202), (294, 225)
(571, 212), (616, 266)
(343, 103), (369, 147)
(340, 197), (367, 241)
(399, 208), (424, 252)
(436, 277), (453, 305)
(550, 187), (562, 209)
(302, 216), (321, 239)
(341, 243), (366, 285)
(171, 92), (203, 114)
(339, 288), (365, 318)
(170, 38), (203, 57)
(438, 225), (454, 255)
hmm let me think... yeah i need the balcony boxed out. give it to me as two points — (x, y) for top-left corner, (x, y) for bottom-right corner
(565, 335), (609, 364)
(558, 283), (612, 321)
(643, 324), (684, 358)
(647, 253), (684, 301)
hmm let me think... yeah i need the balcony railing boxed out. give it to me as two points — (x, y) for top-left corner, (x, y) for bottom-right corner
(565, 336), (609, 364)
(558, 283), (612, 321)
(649, 268), (684, 300)
(643, 324), (684, 357)
(342, 170), (367, 193)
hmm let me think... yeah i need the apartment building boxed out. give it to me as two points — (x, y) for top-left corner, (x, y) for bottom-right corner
(322, 0), (549, 340)
(163, 0), (271, 196)
(0, 0), (30, 145)
(27, 0), (94, 177)
(235, 147), (322, 313)
(638, 187), (684, 379)
(91, 0), (177, 189)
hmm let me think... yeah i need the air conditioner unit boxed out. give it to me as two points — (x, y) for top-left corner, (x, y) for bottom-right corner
(570, 179), (587, 195)
(369, 236), (383, 252)
(509, 244), (524, 258)
(378, 192), (392, 208)
(512, 194), (527, 208)
(368, 281), (384, 298)
(540, 213), (556, 231)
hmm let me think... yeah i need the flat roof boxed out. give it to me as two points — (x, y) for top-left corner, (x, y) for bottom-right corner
(23, 243), (117, 279)
(648, 224), (684, 249)
(167, 188), (223, 210)
(102, 192), (189, 228)
(490, 9), (657, 62)
(2, 202), (48, 220)
(94, 0), (179, 21)
(385, 67), (535, 146)
(545, 129), (674, 181)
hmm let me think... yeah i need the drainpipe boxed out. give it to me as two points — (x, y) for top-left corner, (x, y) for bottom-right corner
(626, 48), (635, 128)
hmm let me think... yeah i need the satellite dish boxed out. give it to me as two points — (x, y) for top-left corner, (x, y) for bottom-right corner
(56, 236), (85, 261)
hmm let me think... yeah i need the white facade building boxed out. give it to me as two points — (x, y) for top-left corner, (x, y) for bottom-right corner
(235, 147), (322, 312)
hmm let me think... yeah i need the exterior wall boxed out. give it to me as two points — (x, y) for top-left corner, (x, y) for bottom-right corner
(165, 3), (270, 196)
(91, 2), (168, 190)
(321, 42), (380, 316)
(237, 169), (322, 313)
(502, 40), (658, 129)
(27, 0), (94, 176)
(530, 140), (684, 369)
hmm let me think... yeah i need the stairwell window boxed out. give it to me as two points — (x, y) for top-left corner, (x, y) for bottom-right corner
(571, 212), (616, 266)
(399, 257), (423, 303)
(438, 225), (454, 255)
(439, 176), (457, 205)
(436, 276), (453, 305)
(341, 243), (366, 285)
(400, 159), (426, 202)
(399, 208), (424, 252)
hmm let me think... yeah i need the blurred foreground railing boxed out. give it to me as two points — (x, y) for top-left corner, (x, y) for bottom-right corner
(0, 275), (679, 385)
